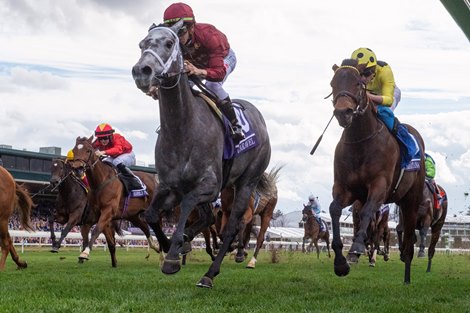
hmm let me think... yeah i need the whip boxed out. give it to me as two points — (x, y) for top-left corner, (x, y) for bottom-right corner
(309, 114), (334, 155)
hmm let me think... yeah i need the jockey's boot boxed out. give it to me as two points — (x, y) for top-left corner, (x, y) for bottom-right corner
(391, 117), (420, 166)
(219, 97), (245, 144)
(433, 181), (442, 209)
(116, 163), (144, 191)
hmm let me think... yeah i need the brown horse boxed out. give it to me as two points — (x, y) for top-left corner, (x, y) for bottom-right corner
(328, 59), (425, 284)
(49, 158), (92, 253)
(397, 182), (447, 272)
(69, 136), (159, 266)
(351, 201), (390, 267)
(301, 205), (331, 258)
(0, 166), (34, 270)
(219, 166), (280, 268)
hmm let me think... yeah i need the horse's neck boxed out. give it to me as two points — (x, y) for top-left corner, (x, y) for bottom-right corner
(344, 109), (380, 142)
(86, 161), (115, 189)
(159, 75), (197, 136)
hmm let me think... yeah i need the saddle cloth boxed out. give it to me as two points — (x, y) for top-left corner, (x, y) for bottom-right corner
(223, 102), (259, 160)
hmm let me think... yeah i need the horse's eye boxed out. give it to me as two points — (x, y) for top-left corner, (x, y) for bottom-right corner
(166, 40), (174, 49)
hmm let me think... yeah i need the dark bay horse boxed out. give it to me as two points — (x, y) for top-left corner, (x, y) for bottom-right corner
(70, 137), (159, 266)
(132, 21), (271, 288)
(351, 201), (390, 266)
(397, 183), (447, 272)
(219, 166), (281, 268)
(0, 166), (34, 270)
(301, 205), (331, 258)
(49, 158), (92, 253)
(328, 59), (425, 284)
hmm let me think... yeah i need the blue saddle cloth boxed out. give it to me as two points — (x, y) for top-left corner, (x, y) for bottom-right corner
(223, 102), (259, 160)
(396, 124), (421, 171)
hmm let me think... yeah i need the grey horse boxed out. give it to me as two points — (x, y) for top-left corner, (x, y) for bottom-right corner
(131, 20), (271, 288)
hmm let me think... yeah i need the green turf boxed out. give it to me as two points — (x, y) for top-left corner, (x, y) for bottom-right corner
(1, 248), (469, 313)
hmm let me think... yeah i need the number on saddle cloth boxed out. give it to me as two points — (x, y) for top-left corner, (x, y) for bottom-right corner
(223, 102), (259, 159)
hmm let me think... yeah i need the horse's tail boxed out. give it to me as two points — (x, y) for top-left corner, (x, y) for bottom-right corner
(15, 183), (35, 232)
(255, 164), (284, 196)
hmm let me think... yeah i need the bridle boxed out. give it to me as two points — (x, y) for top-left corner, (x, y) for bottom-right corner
(142, 26), (184, 90)
(331, 65), (370, 117)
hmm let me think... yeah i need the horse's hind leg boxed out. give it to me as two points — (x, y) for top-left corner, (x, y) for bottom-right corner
(426, 227), (443, 273)
(102, 223), (117, 267)
(128, 215), (159, 253)
(9, 236), (27, 270)
(418, 227), (428, 258)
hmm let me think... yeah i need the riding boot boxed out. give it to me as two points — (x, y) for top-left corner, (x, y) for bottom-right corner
(391, 117), (420, 167)
(218, 97), (245, 144)
(116, 163), (144, 191)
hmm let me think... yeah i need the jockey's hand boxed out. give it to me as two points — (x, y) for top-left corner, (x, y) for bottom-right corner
(184, 60), (207, 78)
(95, 150), (106, 158)
(146, 86), (159, 100)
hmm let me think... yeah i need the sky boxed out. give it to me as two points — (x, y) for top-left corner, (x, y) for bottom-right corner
(1, 0), (470, 216)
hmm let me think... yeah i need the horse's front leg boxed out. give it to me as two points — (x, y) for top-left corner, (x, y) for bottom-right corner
(144, 188), (177, 253)
(161, 195), (200, 275)
(329, 198), (349, 277)
(197, 183), (254, 288)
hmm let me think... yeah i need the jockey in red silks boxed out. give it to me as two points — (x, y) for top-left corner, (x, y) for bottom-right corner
(92, 123), (144, 192)
(147, 2), (244, 143)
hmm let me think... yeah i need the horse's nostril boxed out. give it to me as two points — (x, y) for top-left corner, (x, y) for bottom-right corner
(142, 66), (152, 76)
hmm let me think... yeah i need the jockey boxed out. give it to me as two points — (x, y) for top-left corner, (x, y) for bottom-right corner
(92, 123), (144, 192)
(152, 2), (244, 143)
(424, 153), (442, 209)
(351, 48), (420, 169)
(307, 194), (325, 232)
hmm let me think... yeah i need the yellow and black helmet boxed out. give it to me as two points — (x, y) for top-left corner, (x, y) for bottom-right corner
(351, 47), (377, 68)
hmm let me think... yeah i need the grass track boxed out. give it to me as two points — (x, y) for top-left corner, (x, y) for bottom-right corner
(1, 248), (470, 313)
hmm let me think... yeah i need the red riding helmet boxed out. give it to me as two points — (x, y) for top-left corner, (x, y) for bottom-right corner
(163, 2), (195, 25)
(94, 123), (115, 138)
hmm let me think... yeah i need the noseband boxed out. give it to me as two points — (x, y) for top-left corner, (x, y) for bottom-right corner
(142, 26), (184, 89)
(332, 65), (369, 117)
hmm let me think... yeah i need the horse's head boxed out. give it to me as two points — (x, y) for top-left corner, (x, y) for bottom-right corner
(50, 158), (68, 188)
(330, 59), (369, 128)
(132, 20), (185, 93)
(302, 204), (312, 222)
(69, 136), (97, 171)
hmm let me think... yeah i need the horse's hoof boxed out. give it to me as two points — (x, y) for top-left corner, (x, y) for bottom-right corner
(334, 261), (350, 277)
(16, 261), (28, 270)
(50, 248), (59, 253)
(384, 254), (390, 262)
(369, 262), (376, 267)
(78, 253), (89, 261)
(78, 259), (85, 264)
(162, 257), (181, 275)
(196, 276), (213, 288)
(235, 252), (245, 263)
(418, 251), (425, 258)
(246, 257), (256, 269)
(346, 253), (359, 264)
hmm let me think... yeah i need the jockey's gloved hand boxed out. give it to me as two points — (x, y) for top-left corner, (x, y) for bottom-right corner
(95, 150), (106, 158)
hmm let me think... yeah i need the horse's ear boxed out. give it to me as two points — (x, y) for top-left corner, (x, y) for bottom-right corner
(87, 135), (93, 143)
(170, 19), (184, 35)
(332, 64), (339, 72)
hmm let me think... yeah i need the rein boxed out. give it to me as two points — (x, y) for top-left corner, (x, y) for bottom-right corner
(342, 123), (385, 144)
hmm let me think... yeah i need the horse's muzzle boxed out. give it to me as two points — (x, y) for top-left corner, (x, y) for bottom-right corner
(334, 108), (354, 128)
